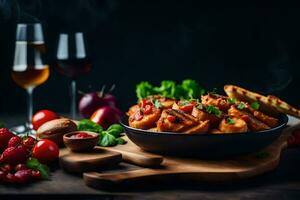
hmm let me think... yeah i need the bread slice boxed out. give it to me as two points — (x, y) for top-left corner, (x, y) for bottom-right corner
(224, 85), (300, 118)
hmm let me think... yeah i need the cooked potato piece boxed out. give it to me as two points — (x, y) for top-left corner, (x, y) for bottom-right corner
(157, 109), (198, 132)
(228, 105), (270, 131)
(184, 120), (210, 134)
(218, 117), (248, 133)
(201, 94), (230, 111)
(127, 105), (139, 116)
(191, 107), (221, 126)
(252, 111), (279, 128)
(146, 95), (176, 109)
(210, 129), (223, 134)
(129, 107), (161, 129)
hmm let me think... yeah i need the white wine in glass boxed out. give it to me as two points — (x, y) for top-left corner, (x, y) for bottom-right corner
(11, 23), (49, 133)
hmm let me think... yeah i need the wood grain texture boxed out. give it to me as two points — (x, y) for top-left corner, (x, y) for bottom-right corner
(59, 148), (122, 173)
(100, 142), (163, 167)
(84, 116), (300, 189)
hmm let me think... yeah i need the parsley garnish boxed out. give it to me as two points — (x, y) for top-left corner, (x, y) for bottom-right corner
(227, 97), (237, 104)
(205, 105), (222, 117)
(251, 101), (260, 110)
(226, 117), (235, 125)
(237, 102), (246, 110)
(153, 99), (162, 109)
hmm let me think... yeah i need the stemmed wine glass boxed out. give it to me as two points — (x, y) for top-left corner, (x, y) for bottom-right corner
(55, 32), (91, 119)
(11, 23), (50, 133)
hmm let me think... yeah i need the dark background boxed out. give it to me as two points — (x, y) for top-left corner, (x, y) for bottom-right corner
(0, 1), (299, 114)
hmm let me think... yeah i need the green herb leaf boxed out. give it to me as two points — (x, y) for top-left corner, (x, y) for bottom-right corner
(0, 122), (4, 128)
(116, 137), (127, 145)
(237, 102), (246, 110)
(226, 117), (235, 125)
(227, 97), (237, 104)
(205, 105), (222, 117)
(135, 79), (205, 100)
(136, 81), (155, 100)
(26, 158), (50, 179)
(77, 119), (103, 133)
(107, 124), (124, 134)
(99, 131), (117, 147)
(251, 101), (260, 110)
(153, 99), (163, 109)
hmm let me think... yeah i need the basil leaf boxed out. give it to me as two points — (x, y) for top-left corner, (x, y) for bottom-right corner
(26, 158), (50, 179)
(99, 132), (117, 147)
(77, 119), (103, 133)
(107, 124), (124, 133)
(251, 101), (260, 110)
(116, 137), (127, 145)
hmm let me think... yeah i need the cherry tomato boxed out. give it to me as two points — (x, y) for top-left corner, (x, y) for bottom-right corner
(139, 99), (151, 108)
(32, 110), (59, 130)
(143, 104), (153, 115)
(179, 104), (194, 113)
(32, 139), (59, 164)
(167, 115), (176, 123)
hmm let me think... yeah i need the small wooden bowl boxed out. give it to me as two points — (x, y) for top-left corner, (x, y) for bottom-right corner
(63, 131), (99, 152)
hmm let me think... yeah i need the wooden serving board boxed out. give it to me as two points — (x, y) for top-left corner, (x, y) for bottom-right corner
(83, 116), (300, 189)
(59, 148), (122, 173)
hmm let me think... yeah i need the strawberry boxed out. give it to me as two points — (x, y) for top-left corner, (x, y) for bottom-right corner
(15, 164), (28, 171)
(31, 170), (41, 179)
(23, 136), (36, 150)
(8, 136), (22, 147)
(0, 145), (28, 166)
(14, 169), (32, 183)
(5, 173), (18, 183)
(0, 128), (15, 152)
(1, 164), (12, 173)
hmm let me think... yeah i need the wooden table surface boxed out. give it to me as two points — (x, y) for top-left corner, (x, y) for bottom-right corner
(1, 113), (300, 200)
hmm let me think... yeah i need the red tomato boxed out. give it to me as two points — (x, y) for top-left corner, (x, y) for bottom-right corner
(179, 104), (194, 113)
(167, 115), (176, 123)
(143, 104), (153, 115)
(32, 110), (59, 130)
(32, 139), (59, 164)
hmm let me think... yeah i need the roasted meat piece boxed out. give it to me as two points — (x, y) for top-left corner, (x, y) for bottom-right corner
(157, 109), (209, 134)
(218, 116), (248, 133)
(129, 105), (161, 129)
(201, 94), (231, 111)
(228, 105), (270, 131)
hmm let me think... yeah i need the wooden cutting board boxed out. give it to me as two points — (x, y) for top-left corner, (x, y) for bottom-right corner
(83, 116), (300, 189)
(59, 148), (122, 173)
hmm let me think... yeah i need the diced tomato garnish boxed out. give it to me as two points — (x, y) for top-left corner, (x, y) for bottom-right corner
(139, 99), (152, 108)
(167, 115), (176, 123)
(134, 110), (143, 121)
(139, 99), (147, 107)
(143, 104), (153, 115)
(179, 104), (194, 113)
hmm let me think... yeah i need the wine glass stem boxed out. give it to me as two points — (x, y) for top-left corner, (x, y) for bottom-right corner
(71, 80), (77, 119)
(27, 87), (34, 130)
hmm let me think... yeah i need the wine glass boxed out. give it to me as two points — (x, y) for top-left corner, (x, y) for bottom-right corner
(55, 32), (91, 119)
(11, 23), (49, 133)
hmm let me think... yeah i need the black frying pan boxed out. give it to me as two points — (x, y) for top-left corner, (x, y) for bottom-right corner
(120, 114), (288, 159)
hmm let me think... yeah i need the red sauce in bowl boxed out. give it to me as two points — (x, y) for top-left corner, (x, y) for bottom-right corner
(70, 132), (94, 139)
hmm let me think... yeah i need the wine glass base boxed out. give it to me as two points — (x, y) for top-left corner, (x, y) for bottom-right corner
(10, 124), (36, 137)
